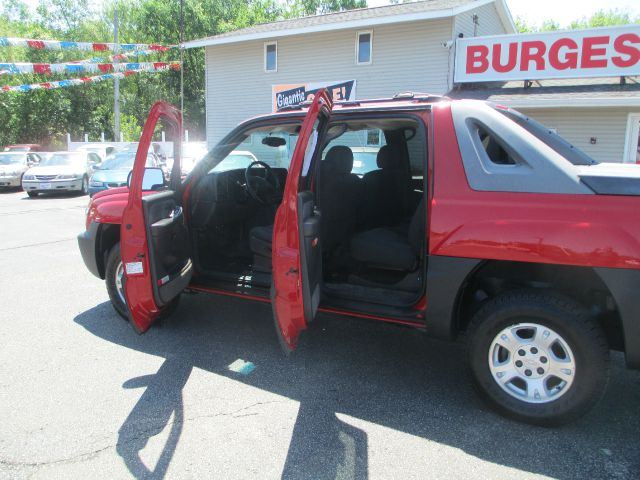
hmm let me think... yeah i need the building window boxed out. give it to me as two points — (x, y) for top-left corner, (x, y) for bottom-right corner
(356, 31), (372, 65)
(264, 42), (277, 72)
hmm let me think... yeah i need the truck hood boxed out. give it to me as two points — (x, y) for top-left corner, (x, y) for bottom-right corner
(578, 163), (640, 196)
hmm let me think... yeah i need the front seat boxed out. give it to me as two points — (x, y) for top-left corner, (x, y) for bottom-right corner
(249, 224), (273, 272)
(350, 198), (425, 271)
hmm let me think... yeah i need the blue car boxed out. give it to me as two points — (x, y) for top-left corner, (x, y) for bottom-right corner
(88, 152), (162, 196)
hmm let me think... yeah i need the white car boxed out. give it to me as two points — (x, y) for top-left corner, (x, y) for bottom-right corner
(22, 151), (100, 197)
(0, 152), (42, 189)
(74, 144), (118, 161)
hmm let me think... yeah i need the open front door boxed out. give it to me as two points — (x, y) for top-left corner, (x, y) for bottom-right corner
(121, 101), (193, 333)
(271, 90), (333, 352)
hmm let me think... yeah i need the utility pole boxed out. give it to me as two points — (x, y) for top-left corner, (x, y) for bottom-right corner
(114, 8), (121, 142)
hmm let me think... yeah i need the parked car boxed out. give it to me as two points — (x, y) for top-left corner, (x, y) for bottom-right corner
(78, 95), (640, 426)
(74, 143), (118, 161)
(89, 151), (163, 197)
(23, 151), (100, 197)
(0, 152), (41, 189)
(4, 143), (43, 152)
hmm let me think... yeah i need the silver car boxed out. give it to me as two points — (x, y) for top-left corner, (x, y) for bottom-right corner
(22, 151), (100, 197)
(0, 152), (41, 189)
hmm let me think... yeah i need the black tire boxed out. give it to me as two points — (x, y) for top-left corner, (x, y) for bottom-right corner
(467, 290), (609, 426)
(105, 242), (181, 323)
(80, 175), (89, 195)
(27, 191), (38, 198)
(106, 243), (129, 320)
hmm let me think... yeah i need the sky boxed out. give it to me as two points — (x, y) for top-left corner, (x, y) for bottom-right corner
(368, 0), (640, 28)
(20, 0), (640, 29)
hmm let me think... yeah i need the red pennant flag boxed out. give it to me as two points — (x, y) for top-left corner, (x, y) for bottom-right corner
(33, 64), (52, 74)
(92, 43), (108, 51)
(153, 62), (168, 69)
(80, 76), (91, 82)
(2, 85), (10, 91)
(98, 64), (113, 73)
(27, 40), (45, 49)
(124, 71), (136, 77)
(150, 44), (169, 52)
(41, 82), (53, 89)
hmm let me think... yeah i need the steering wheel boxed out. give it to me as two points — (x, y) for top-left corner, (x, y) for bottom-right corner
(244, 161), (281, 205)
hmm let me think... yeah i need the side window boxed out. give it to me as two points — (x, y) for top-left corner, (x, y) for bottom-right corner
(476, 126), (516, 165)
(323, 128), (386, 176)
(406, 127), (426, 177)
(356, 31), (372, 65)
(264, 42), (277, 72)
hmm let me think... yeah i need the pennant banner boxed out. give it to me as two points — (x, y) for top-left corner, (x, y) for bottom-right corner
(1, 63), (180, 93)
(0, 37), (174, 52)
(0, 61), (180, 75)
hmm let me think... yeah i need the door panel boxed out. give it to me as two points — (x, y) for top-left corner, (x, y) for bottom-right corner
(142, 191), (192, 306)
(121, 101), (191, 333)
(271, 90), (333, 352)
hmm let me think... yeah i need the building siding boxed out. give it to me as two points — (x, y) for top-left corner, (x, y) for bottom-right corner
(454, 2), (506, 38)
(518, 107), (640, 163)
(205, 18), (456, 146)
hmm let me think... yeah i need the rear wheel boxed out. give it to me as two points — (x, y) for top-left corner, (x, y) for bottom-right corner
(467, 290), (609, 426)
(105, 242), (179, 322)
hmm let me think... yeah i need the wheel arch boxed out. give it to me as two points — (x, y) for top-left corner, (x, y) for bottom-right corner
(96, 223), (121, 279)
(451, 259), (626, 355)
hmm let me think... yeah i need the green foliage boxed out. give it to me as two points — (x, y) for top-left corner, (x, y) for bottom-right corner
(516, 8), (639, 32)
(1, 0), (367, 147)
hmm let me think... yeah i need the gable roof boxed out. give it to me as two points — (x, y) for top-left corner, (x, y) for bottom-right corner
(183, 0), (515, 48)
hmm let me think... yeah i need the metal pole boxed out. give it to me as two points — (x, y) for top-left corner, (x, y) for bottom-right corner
(114, 8), (121, 142)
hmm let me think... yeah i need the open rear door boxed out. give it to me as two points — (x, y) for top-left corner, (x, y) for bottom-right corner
(121, 101), (193, 333)
(271, 90), (333, 352)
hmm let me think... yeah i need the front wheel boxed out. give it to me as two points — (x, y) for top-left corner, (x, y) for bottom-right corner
(80, 175), (89, 195)
(467, 290), (609, 426)
(105, 242), (180, 322)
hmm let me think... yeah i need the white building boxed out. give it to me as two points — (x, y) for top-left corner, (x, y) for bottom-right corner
(184, 0), (640, 164)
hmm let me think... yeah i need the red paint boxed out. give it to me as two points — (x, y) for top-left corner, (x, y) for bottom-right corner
(466, 44), (490, 74)
(612, 33), (640, 68)
(428, 103), (640, 270)
(120, 101), (182, 333)
(580, 36), (609, 68)
(318, 307), (425, 328)
(491, 42), (518, 73)
(520, 41), (546, 71)
(188, 285), (271, 303)
(548, 38), (579, 70)
(271, 89), (333, 351)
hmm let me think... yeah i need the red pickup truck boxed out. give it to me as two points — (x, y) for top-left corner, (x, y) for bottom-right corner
(78, 91), (640, 426)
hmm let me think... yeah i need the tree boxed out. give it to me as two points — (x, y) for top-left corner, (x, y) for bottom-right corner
(516, 8), (639, 33)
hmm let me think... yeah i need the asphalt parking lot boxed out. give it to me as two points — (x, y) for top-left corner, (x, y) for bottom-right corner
(0, 188), (639, 480)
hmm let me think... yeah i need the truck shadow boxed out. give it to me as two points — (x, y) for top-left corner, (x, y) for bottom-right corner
(74, 294), (640, 480)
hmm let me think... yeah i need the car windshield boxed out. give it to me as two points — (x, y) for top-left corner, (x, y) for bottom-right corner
(101, 152), (156, 170)
(0, 153), (26, 165)
(212, 152), (257, 172)
(40, 153), (84, 166)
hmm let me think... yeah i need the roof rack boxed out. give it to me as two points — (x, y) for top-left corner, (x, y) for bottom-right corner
(276, 92), (447, 112)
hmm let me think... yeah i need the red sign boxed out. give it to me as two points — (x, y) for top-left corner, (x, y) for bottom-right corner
(454, 25), (640, 83)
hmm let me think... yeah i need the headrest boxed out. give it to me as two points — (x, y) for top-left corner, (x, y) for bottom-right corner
(324, 145), (354, 175)
(376, 145), (394, 169)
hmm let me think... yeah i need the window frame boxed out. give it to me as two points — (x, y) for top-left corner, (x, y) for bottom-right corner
(264, 41), (278, 73)
(355, 30), (373, 66)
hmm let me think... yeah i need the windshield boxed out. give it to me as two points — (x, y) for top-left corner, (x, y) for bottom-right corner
(0, 153), (26, 165)
(40, 153), (84, 166)
(99, 153), (155, 170)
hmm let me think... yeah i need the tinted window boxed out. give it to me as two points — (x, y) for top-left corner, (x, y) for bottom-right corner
(477, 126), (516, 165)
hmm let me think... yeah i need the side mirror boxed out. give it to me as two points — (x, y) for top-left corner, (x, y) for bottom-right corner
(127, 167), (166, 191)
